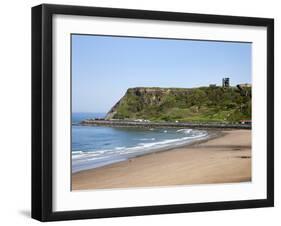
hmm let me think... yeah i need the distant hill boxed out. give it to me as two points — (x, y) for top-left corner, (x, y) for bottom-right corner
(105, 86), (251, 123)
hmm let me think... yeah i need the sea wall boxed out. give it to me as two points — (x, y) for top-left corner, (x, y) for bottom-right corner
(80, 119), (251, 129)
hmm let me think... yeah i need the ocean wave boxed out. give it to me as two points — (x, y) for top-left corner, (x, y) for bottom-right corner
(115, 146), (126, 150)
(135, 138), (156, 141)
(137, 132), (207, 149)
(177, 128), (192, 134)
(72, 151), (84, 155)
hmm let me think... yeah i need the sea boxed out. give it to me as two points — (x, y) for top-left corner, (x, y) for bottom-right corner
(72, 112), (209, 173)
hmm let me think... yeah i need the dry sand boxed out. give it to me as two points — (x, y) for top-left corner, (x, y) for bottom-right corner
(72, 129), (251, 190)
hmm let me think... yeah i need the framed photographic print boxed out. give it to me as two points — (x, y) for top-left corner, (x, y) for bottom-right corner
(32, 4), (274, 221)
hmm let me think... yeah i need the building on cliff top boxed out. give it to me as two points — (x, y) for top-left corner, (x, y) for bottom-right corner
(222, 77), (230, 87)
(237, 83), (252, 89)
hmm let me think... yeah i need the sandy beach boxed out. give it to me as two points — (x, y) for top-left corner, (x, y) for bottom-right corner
(72, 129), (251, 190)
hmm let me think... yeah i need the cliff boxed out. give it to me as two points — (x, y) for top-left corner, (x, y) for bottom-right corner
(105, 86), (251, 123)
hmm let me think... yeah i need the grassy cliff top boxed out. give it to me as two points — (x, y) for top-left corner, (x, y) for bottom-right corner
(105, 86), (251, 123)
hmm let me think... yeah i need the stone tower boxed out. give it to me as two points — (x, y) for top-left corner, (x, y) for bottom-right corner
(222, 78), (230, 87)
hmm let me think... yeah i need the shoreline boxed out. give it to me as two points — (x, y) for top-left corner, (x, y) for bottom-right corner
(72, 129), (251, 190)
(72, 129), (220, 173)
(124, 129), (223, 161)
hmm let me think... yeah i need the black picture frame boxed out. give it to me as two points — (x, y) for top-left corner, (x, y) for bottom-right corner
(32, 3), (274, 222)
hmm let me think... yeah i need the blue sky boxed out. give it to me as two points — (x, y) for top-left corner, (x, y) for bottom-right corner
(72, 34), (251, 113)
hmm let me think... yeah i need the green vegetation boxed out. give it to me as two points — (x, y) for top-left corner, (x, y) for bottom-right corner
(105, 86), (251, 123)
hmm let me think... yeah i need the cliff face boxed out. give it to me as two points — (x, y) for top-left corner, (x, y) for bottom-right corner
(105, 86), (251, 123)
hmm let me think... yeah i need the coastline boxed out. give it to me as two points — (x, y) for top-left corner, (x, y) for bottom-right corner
(72, 129), (251, 190)
(72, 128), (216, 173)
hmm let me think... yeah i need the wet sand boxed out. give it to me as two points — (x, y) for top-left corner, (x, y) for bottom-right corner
(72, 129), (251, 190)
